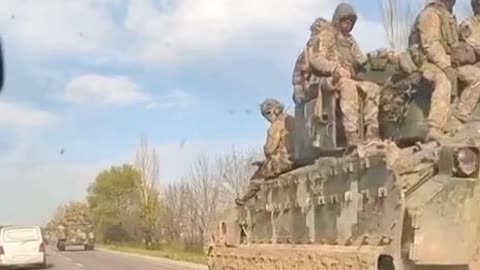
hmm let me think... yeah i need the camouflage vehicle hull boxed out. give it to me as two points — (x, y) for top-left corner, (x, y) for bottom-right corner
(207, 52), (480, 269)
(56, 227), (95, 251)
(208, 143), (480, 269)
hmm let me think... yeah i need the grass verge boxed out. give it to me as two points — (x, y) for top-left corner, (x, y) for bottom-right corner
(102, 244), (207, 265)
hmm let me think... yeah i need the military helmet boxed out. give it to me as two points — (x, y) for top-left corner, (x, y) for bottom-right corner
(260, 99), (284, 116)
(434, 0), (456, 10)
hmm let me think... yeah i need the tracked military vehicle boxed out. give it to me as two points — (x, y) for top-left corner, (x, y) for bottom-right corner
(56, 223), (95, 251)
(206, 50), (480, 269)
(55, 203), (95, 251)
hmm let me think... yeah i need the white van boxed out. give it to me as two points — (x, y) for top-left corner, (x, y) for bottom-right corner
(0, 225), (47, 268)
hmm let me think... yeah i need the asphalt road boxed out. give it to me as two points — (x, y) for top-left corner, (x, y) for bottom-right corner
(30, 246), (208, 270)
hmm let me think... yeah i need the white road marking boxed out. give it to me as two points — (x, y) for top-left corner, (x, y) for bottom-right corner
(76, 263), (84, 267)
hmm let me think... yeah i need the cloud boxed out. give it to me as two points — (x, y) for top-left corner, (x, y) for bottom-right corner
(146, 89), (195, 110)
(0, 101), (57, 129)
(64, 74), (150, 105)
(0, 0), (387, 65)
(0, 0), (122, 57)
(124, 0), (340, 63)
(124, 0), (388, 64)
(64, 75), (195, 109)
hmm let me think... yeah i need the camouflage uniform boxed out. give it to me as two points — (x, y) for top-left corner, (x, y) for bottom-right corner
(408, 0), (460, 139)
(309, 3), (381, 145)
(292, 18), (330, 106)
(292, 18), (329, 159)
(235, 99), (295, 206)
(455, 1), (480, 123)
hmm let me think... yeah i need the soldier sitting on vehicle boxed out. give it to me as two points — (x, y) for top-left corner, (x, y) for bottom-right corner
(409, 0), (480, 140)
(292, 17), (330, 107)
(292, 17), (330, 157)
(235, 99), (295, 206)
(308, 2), (381, 146)
(449, 0), (480, 127)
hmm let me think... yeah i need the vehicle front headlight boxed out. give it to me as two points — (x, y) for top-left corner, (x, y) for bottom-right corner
(454, 147), (478, 177)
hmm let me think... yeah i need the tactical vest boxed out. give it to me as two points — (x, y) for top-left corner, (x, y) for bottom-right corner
(303, 19), (337, 84)
(335, 32), (358, 75)
(292, 42), (320, 88)
(466, 16), (480, 61)
(292, 50), (307, 86)
(409, 3), (458, 64)
(433, 4), (458, 53)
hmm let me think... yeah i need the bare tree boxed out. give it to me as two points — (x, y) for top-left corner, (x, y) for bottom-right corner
(160, 148), (260, 251)
(216, 147), (259, 208)
(162, 181), (192, 243)
(186, 155), (221, 248)
(379, 0), (418, 50)
(134, 136), (161, 249)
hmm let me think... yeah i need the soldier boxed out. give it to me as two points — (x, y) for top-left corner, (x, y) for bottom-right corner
(235, 99), (295, 206)
(408, 0), (480, 140)
(453, 0), (480, 125)
(309, 3), (381, 146)
(292, 17), (329, 106)
(292, 17), (329, 157)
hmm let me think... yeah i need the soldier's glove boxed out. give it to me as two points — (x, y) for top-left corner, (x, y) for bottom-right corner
(293, 85), (306, 105)
(333, 66), (351, 83)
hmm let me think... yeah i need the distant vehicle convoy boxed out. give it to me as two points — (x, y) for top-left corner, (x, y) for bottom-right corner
(0, 225), (47, 268)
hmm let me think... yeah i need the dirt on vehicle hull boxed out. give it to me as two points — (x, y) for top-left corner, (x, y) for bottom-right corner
(209, 244), (386, 269)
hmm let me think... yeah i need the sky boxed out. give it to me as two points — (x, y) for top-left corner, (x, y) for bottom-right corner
(0, 0), (471, 225)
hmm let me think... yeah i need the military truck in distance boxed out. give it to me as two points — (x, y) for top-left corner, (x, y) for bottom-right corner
(55, 203), (95, 251)
(56, 223), (95, 251)
(207, 50), (480, 270)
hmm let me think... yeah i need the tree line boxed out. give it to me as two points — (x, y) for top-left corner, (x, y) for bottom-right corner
(48, 136), (258, 253)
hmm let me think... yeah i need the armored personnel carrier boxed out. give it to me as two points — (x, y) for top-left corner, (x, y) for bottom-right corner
(55, 202), (95, 251)
(56, 223), (95, 251)
(206, 51), (480, 269)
